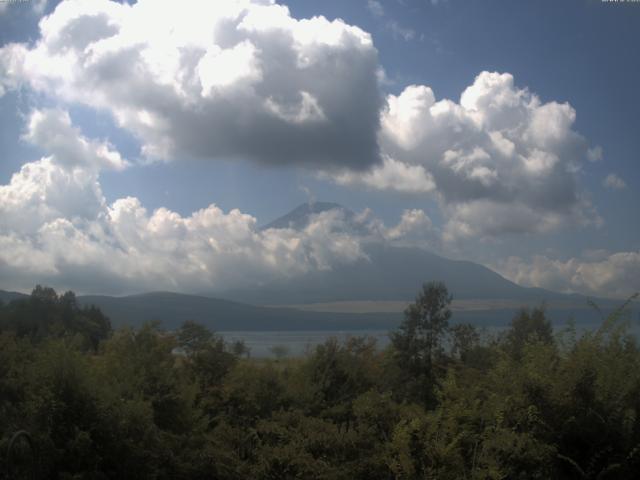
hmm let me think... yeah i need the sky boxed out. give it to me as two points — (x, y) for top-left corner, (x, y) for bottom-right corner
(0, 0), (638, 298)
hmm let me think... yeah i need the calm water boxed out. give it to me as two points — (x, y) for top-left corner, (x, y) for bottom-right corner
(220, 330), (391, 357)
(220, 321), (640, 358)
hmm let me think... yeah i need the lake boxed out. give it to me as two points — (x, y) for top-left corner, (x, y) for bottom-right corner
(219, 330), (391, 357)
(220, 317), (640, 357)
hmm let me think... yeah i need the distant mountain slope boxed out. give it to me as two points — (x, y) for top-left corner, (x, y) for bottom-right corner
(0, 204), (622, 332)
(76, 292), (401, 331)
(223, 202), (574, 305)
(219, 243), (575, 305)
(0, 290), (28, 304)
(260, 201), (352, 230)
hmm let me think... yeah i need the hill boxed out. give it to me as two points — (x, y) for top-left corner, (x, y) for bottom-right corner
(0, 288), (621, 332)
(221, 202), (584, 305)
(0, 289), (28, 304)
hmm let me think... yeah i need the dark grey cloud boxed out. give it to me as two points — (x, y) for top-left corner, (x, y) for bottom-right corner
(0, 0), (383, 170)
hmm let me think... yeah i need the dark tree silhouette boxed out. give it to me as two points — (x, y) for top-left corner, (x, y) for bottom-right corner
(391, 281), (452, 407)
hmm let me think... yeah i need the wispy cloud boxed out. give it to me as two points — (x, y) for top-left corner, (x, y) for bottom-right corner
(386, 20), (416, 42)
(366, 0), (416, 42)
(0, 0), (48, 15)
(603, 173), (627, 190)
(367, 0), (384, 17)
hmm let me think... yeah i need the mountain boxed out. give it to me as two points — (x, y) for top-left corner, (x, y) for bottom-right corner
(222, 202), (574, 305)
(260, 201), (352, 230)
(0, 203), (623, 332)
(220, 243), (573, 305)
(0, 289), (28, 304)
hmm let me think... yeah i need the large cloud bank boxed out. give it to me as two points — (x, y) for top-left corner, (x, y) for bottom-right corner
(338, 72), (601, 240)
(0, 108), (431, 294)
(0, 0), (382, 169)
(0, 0), (601, 241)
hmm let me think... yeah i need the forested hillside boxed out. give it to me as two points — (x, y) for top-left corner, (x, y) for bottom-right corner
(1, 285), (639, 479)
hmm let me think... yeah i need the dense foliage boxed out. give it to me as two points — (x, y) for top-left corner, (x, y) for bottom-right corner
(1, 284), (639, 479)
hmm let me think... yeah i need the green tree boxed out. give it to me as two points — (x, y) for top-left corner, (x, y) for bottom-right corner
(306, 336), (380, 422)
(270, 344), (290, 360)
(177, 320), (214, 354)
(0, 287), (111, 349)
(505, 306), (553, 359)
(450, 322), (480, 363)
(390, 281), (452, 406)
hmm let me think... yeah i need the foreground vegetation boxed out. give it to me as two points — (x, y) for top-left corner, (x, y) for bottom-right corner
(1, 284), (639, 479)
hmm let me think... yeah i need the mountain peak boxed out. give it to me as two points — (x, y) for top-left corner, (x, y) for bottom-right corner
(260, 202), (352, 230)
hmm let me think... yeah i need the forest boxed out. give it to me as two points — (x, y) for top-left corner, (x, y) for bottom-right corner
(1, 284), (639, 479)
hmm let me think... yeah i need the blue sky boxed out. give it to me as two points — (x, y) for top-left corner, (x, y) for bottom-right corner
(0, 0), (638, 297)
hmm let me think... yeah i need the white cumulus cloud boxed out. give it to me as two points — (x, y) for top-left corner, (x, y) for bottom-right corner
(1, 108), (445, 294)
(23, 108), (128, 171)
(0, 158), (106, 235)
(328, 155), (435, 194)
(0, 156), (375, 294)
(0, 2), (606, 246)
(338, 72), (602, 241)
(0, 0), (383, 169)
(495, 252), (640, 299)
(0, 1), (616, 293)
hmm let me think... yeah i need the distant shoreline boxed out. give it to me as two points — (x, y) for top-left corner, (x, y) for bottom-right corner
(264, 298), (604, 314)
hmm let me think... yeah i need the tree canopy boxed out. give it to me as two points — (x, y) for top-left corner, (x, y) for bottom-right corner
(1, 284), (639, 479)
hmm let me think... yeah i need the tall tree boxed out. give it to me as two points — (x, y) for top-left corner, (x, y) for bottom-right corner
(505, 306), (553, 359)
(391, 281), (452, 407)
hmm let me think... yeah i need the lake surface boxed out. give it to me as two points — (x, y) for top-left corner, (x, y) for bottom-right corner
(220, 320), (640, 358)
(219, 330), (392, 357)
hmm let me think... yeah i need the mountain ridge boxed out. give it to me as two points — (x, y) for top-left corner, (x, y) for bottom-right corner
(221, 201), (577, 305)
(0, 203), (625, 330)
(1, 288), (619, 333)
(260, 201), (352, 230)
